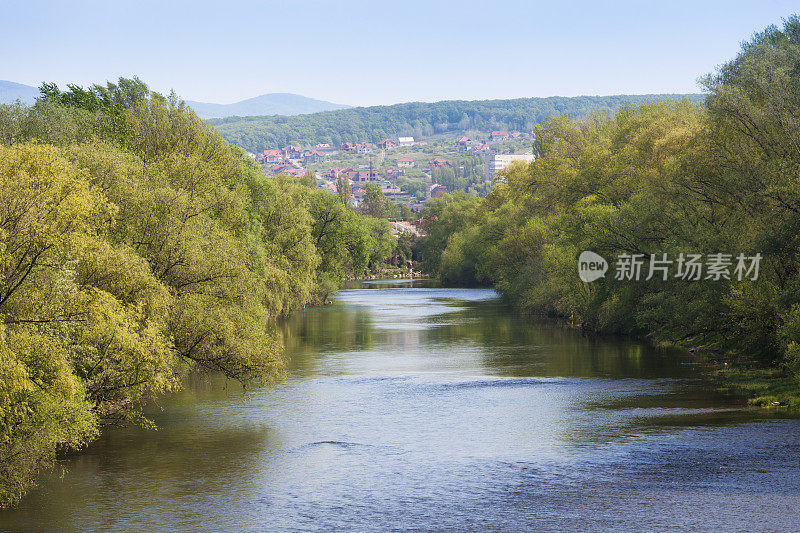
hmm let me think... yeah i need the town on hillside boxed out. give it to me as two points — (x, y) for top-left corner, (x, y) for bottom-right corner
(249, 130), (536, 210)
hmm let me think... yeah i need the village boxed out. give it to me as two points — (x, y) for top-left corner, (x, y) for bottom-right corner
(251, 130), (537, 210)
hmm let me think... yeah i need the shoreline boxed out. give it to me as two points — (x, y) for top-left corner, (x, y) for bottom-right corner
(431, 279), (800, 411)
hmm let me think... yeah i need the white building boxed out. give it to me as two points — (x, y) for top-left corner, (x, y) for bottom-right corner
(491, 153), (535, 174)
(397, 136), (415, 147)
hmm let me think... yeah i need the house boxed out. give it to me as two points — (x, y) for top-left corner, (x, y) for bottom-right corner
(428, 157), (451, 168)
(468, 143), (491, 153)
(283, 167), (307, 178)
(398, 136), (415, 147)
(356, 142), (373, 154)
(315, 143), (335, 152)
(350, 169), (378, 181)
(282, 145), (302, 159)
(345, 169), (368, 181)
(269, 162), (295, 174)
(397, 156), (415, 168)
(415, 141), (428, 146)
(386, 168), (405, 179)
(268, 160), (305, 176)
(328, 166), (353, 179)
(378, 138), (396, 150)
(381, 182), (402, 195)
(456, 136), (472, 148)
(426, 183), (448, 199)
(302, 149), (326, 164)
(341, 142), (356, 152)
(259, 149), (283, 163)
(490, 130), (510, 141)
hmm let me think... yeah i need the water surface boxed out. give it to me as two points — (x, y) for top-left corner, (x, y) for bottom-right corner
(2, 281), (799, 532)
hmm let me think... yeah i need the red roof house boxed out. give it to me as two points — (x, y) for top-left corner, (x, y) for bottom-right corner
(396, 156), (415, 168)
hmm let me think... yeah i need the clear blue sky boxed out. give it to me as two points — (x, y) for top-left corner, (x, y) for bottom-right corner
(2, 0), (796, 106)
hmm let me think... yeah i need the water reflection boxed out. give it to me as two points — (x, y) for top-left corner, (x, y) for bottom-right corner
(1, 282), (799, 532)
(283, 286), (691, 380)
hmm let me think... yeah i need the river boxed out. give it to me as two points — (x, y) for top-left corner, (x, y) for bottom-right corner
(1, 281), (799, 532)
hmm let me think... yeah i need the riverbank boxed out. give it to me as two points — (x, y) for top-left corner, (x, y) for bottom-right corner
(447, 281), (800, 412)
(709, 366), (800, 410)
(584, 326), (800, 411)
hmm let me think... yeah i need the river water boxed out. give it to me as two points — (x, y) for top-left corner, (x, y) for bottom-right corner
(2, 281), (799, 532)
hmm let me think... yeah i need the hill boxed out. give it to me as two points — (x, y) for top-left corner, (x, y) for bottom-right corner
(0, 81), (348, 118)
(0, 80), (39, 105)
(185, 93), (350, 119)
(209, 94), (705, 153)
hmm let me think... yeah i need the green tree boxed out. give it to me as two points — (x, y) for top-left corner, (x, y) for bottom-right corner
(336, 175), (351, 206)
(0, 78), (408, 504)
(361, 183), (388, 218)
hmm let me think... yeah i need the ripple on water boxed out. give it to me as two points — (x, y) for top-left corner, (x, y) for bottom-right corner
(1, 287), (799, 532)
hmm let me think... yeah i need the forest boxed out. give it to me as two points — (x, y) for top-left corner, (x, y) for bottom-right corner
(0, 80), (397, 507)
(418, 17), (800, 393)
(210, 94), (703, 153)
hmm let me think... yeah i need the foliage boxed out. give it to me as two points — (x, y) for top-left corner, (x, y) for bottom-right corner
(0, 78), (398, 506)
(421, 17), (800, 382)
(360, 183), (389, 219)
(417, 192), (481, 276)
(210, 94), (704, 152)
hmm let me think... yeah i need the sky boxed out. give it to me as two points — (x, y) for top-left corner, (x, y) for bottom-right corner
(2, 0), (797, 107)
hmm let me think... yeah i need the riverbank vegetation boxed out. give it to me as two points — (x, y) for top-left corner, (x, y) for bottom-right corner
(0, 80), (396, 506)
(417, 17), (800, 403)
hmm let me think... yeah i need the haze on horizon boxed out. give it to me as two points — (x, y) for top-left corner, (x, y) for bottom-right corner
(2, 0), (797, 107)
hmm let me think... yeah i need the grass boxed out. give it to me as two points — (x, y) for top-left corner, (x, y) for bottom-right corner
(708, 365), (800, 410)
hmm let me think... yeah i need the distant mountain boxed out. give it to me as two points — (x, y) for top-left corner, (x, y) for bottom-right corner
(0, 80), (39, 105)
(185, 93), (350, 119)
(0, 81), (348, 118)
(210, 93), (705, 153)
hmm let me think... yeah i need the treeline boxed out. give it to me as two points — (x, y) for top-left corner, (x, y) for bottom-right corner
(419, 18), (800, 377)
(210, 94), (703, 153)
(0, 79), (395, 506)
